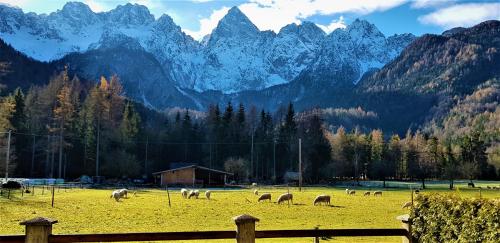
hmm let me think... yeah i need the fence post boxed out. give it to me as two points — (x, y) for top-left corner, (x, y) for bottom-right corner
(397, 214), (413, 243)
(233, 214), (259, 243)
(20, 217), (58, 243)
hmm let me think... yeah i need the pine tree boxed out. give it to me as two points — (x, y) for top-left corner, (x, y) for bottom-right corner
(120, 101), (141, 149)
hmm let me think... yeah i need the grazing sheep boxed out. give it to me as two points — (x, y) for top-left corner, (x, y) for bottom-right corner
(348, 190), (356, 196)
(468, 182), (475, 188)
(402, 201), (412, 209)
(251, 182), (257, 187)
(188, 190), (196, 199)
(373, 191), (382, 196)
(345, 189), (350, 194)
(110, 190), (122, 202)
(181, 188), (188, 199)
(254, 189), (259, 195)
(277, 193), (293, 204)
(118, 189), (128, 198)
(364, 191), (370, 196)
(487, 186), (491, 189)
(258, 193), (271, 202)
(313, 195), (331, 206)
(415, 189), (420, 194)
(205, 190), (211, 200)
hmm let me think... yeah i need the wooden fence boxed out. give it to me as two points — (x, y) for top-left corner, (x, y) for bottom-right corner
(0, 214), (414, 243)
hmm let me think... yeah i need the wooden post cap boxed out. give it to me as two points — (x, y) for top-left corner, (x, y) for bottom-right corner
(233, 214), (260, 224)
(396, 214), (410, 223)
(20, 217), (58, 226)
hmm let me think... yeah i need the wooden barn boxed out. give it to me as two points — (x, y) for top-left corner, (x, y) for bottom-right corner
(153, 165), (233, 187)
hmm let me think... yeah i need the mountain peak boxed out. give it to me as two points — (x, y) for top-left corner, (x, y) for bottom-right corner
(61, 1), (92, 12)
(210, 6), (259, 41)
(345, 18), (385, 39)
(106, 3), (154, 25)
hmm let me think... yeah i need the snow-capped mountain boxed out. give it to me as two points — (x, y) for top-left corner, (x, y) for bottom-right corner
(0, 2), (416, 109)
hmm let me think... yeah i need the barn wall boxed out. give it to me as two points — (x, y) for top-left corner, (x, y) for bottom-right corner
(161, 168), (194, 185)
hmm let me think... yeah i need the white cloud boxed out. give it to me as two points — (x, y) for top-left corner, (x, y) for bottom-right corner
(184, 7), (230, 40)
(191, 0), (215, 2)
(411, 0), (455, 9)
(317, 16), (346, 33)
(418, 3), (500, 29)
(238, 0), (407, 32)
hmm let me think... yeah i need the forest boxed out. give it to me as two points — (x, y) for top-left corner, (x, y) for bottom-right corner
(0, 70), (498, 185)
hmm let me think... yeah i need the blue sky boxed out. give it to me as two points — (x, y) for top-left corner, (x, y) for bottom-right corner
(1, 0), (499, 39)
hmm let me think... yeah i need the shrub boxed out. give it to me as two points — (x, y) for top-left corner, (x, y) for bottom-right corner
(2, 180), (22, 189)
(411, 194), (499, 242)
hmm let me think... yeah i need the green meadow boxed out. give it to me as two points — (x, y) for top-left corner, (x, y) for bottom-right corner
(1, 182), (499, 243)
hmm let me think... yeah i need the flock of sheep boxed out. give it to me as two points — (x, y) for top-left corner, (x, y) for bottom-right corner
(180, 188), (212, 200)
(108, 186), (416, 210)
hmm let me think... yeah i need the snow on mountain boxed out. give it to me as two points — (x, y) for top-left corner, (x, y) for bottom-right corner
(268, 21), (326, 81)
(306, 19), (415, 85)
(0, 2), (416, 108)
(198, 7), (281, 92)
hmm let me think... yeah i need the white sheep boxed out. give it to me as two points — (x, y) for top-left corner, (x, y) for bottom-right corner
(348, 190), (356, 196)
(373, 191), (382, 197)
(364, 191), (370, 196)
(118, 189), (128, 198)
(205, 190), (211, 200)
(258, 193), (271, 202)
(313, 195), (331, 206)
(277, 193), (293, 204)
(402, 201), (412, 209)
(181, 188), (188, 199)
(187, 190), (200, 199)
(345, 189), (350, 194)
(254, 189), (259, 195)
(110, 190), (122, 202)
(251, 182), (257, 187)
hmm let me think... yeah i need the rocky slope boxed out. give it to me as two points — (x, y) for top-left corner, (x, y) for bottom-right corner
(0, 2), (414, 99)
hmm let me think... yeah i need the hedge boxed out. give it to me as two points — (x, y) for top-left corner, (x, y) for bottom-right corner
(411, 194), (499, 242)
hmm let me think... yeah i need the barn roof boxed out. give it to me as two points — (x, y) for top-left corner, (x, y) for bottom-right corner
(152, 165), (233, 175)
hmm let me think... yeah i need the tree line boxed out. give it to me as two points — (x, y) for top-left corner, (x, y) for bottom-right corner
(0, 71), (497, 185)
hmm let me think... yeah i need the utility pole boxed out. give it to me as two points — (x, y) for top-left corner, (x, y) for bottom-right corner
(45, 135), (50, 177)
(298, 138), (302, 192)
(250, 132), (254, 179)
(58, 132), (63, 178)
(95, 118), (100, 177)
(144, 137), (149, 177)
(4, 130), (11, 180)
(273, 140), (276, 183)
(30, 134), (35, 177)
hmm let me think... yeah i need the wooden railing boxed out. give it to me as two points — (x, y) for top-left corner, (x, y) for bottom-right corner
(1, 214), (414, 243)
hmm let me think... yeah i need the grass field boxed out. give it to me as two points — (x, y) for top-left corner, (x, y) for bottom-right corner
(1, 181), (499, 243)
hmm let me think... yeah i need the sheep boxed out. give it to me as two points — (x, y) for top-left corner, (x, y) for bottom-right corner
(205, 190), (211, 200)
(348, 190), (356, 196)
(251, 182), (257, 187)
(258, 193), (271, 202)
(254, 189), (259, 195)
(118, 189), (128, 198)
(487, 186), (491, 189)
(313, 195), (331, 206)
(110, 190), (122, 202)
(277, 193), (293, 204)
(345, 189), (350, 194)
(363, 191), (370, 196)
(188, 190), (200, 199)
(373, 191), (382, 197)
(181, 188), (188, 199)
(402, 201), (412, 209)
